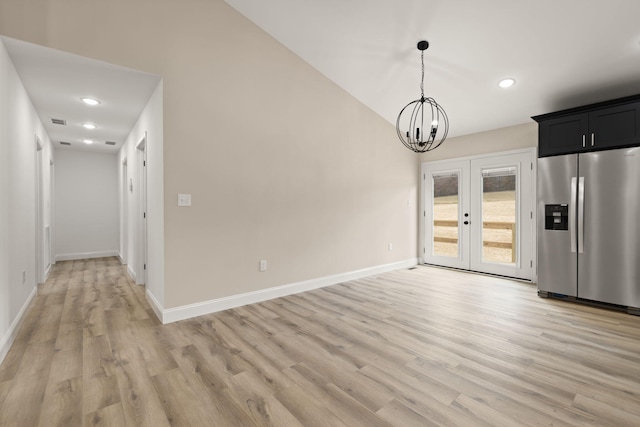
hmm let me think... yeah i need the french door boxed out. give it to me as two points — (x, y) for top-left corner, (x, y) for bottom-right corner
(422, 150), (534, 280)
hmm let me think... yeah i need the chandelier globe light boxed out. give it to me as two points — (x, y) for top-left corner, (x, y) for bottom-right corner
(396, 40), (449, 153)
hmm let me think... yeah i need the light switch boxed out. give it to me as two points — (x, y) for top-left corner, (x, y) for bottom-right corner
(178, 193), (192, 207)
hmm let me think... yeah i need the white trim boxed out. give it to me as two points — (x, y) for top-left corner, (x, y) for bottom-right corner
(127, 265), (137, 282)
(55, 250), (119, 261)
(0, 286), (37, 366)
(152, 258), (418, 324)
(421, 147), (536, 166)
(136, 133), (147, 286)
(145, 289), (164, 321)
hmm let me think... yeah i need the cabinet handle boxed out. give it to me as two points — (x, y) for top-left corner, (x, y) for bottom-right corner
(591, 133), (595, 146)
(582, 134), (586, 148)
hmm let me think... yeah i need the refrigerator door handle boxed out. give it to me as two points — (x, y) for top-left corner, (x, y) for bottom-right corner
(570, 177), (577, 253)
(578, 177), (585, 254)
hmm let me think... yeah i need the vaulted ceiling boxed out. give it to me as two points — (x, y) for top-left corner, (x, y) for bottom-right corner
(225, 0), (640, 138)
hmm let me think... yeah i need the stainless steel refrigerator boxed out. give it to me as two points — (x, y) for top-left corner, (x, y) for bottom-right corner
(537, 146), (640, 311)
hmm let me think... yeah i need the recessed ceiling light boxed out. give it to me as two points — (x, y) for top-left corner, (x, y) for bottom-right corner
(81, 97), (100, 106)
(82, 123), (96, 130)
(83, 139), (94, 144)
(499, 78), (515, 88)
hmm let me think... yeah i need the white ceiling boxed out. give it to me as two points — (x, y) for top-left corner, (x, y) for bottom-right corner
(225, 0), (640, 138)
(1, 36), (160, 153)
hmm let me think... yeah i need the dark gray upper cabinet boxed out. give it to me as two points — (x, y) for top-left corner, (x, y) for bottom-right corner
(533, 95), (640, 157)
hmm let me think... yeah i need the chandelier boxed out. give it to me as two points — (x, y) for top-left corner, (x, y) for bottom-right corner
(396, 41), (449, 153)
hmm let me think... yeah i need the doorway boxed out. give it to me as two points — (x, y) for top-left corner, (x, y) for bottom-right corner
(421, 149), (535, 280)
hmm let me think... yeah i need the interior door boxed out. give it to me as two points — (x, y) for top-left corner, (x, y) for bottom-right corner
(422, 150), (534, 280)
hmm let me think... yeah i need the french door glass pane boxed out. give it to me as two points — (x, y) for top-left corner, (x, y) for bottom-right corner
(432, 173), (459, 257)
(482, 167), (516, 264)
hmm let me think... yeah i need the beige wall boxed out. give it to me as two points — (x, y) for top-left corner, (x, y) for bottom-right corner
(419, 122), (538, 162)
(1, 0), (418, 309)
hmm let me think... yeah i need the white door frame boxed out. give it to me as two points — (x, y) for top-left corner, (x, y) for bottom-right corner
(47, 157), (54, 273)
(421, 147), (537, 281)
(136, 134), (147, 285)
(469, 151), (534, 279)
(422, 159), (470, 270)
(34, 136), (45, 284)
(121, 158), (129, 265)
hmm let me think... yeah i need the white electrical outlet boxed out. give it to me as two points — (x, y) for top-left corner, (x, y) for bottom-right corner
(178, 193), (192, 207)
(259, 260), (267, 272)
(388, 243), (393, 251)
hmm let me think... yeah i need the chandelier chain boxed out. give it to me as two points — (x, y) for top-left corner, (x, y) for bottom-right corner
(420, 50), (425, 99)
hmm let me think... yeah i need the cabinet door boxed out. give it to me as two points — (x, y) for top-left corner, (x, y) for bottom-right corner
(538, 113), (588, 157)
(588, 102), (640, 150)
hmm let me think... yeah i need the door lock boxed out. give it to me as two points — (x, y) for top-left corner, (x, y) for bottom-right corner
(464, 221), (469, 225)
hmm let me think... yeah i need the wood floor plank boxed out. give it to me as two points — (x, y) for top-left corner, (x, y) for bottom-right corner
(2, 259), (640, 426)
(0, 340), (56, 426)
(274, 383), (349, 427)
(83, 375), (121, 415)
(37, 376), (83, 427)
(212, 312), (295, 391)
(0, 340), (27, 383)
(130, 317), (179, 377)
(225, 370), (305, 427)
(170, 344), (261, 426)
(111, 345), (171, 427)
(84, 402), (126, 427)
(0, 380), (11, 411)
(376, 399), (438, 427)
(150, 367), (219, 426)
(284, 363), (394, 427)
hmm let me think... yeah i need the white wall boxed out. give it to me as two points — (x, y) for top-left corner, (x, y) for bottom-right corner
(54, 150), (119, 260)
(118, 82), (164, 305)
(0, 38), (53, 363)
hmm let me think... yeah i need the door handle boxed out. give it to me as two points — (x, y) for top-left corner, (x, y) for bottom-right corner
(578, 177), (585, 253)
(591, 133), (595, 147)
(570, 177), (577, 253)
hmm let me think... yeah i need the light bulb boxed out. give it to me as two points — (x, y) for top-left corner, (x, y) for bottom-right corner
(81, 97), (100, 106)
(499, 78), (515, 88)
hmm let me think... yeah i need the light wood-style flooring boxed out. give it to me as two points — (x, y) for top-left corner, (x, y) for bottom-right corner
(1, 257), (640, 426)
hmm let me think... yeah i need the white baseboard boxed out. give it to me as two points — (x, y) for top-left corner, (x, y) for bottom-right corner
(56, 250), (119, 262)
(146, 289), (164, 322)
(155, 258), (418, 324)
(0, 286), (37, 366)
(127, 265), (136, 282)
